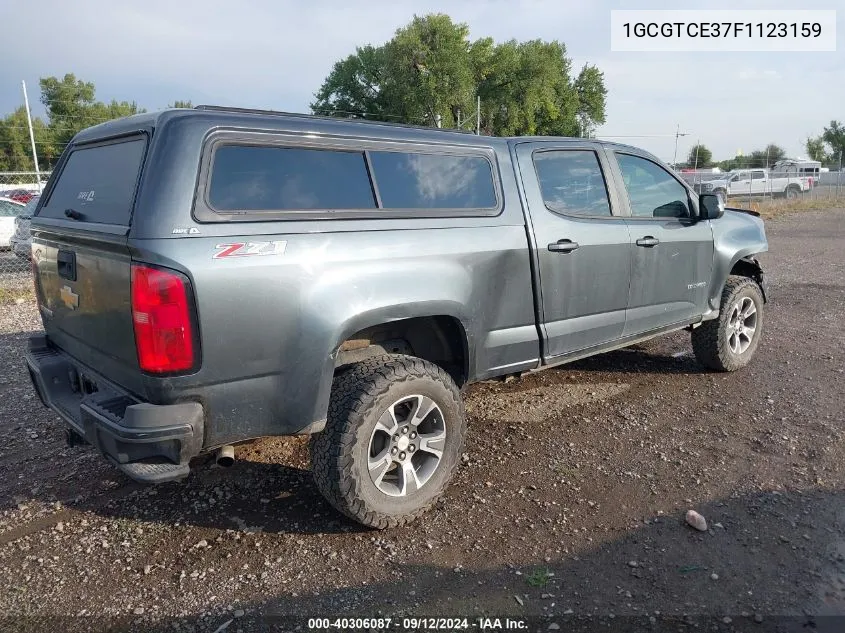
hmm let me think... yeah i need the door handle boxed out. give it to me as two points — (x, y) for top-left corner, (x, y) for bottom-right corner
(548, 239), (579, 253)
(636, 236), (660, 248)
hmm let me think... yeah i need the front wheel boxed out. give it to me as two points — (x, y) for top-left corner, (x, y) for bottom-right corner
(310, 355), (466, 529)
(691, 276), (764, 372)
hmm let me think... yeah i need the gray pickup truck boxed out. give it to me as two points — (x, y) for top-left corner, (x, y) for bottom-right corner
(24, 106), (768, 528)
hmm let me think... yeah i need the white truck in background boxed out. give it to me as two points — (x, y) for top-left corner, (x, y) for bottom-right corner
(693, 168), (811, 204)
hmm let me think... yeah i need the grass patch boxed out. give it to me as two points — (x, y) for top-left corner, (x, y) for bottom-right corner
(726, 196), (845, 220)
(0, 286), (34, 305)
(526, 568), (553, 588)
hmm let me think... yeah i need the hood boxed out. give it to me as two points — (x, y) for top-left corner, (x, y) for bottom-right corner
(724, 206), (760, 218)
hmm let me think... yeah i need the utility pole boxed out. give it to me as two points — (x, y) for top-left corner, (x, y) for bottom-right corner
(21, 80), (42, 192)
(476, 95), (481, 136)
(455, 96), (482, 135)
(672, 123), (689, 170)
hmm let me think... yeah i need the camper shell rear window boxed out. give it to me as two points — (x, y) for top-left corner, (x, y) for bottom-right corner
(38, 136), (147, 226)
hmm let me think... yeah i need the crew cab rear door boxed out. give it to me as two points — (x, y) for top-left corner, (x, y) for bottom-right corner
(514, 141), (632, 360)
(30, 133), (148, 393)
(750, 170), (768, 194)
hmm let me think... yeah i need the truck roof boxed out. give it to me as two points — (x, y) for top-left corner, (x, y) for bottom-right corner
(72, 105), (643, 155)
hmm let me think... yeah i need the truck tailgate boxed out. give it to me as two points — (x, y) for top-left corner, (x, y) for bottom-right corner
(33, 228), (137, 373)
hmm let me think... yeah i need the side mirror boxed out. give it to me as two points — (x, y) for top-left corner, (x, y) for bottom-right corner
(698, 193), (724, 220)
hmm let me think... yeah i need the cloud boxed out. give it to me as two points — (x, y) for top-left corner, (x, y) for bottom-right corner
(735, 68), (782, 80)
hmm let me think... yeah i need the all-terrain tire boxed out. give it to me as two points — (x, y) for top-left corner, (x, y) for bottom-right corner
(691, 276), (764, 372)
(310, 354), (466, 529)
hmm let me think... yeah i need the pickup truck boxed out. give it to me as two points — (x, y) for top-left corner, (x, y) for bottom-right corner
(693, 168), (810, 204)
(23, 106), (769, 529)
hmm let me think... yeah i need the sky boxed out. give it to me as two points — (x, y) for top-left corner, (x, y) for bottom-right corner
(1, 0), (842, 164)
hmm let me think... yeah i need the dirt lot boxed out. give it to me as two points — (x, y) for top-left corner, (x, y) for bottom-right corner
(0, 209), (844, 632)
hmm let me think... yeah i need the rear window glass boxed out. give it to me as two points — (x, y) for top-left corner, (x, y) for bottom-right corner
(39, 138), (146, 225)
(370, 152), (496, 209)
(208, 145), (377, 211)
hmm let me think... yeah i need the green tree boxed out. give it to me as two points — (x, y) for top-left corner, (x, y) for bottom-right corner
(311, 44), (388, 119)
(0, 107), (55, 172)
(746, 144), (786, 168)
(477, 38), (579, 136)
(573, 64), (607, 137)
(311, 13), (605, 137)
(686, 144), (713, 168)
(40, 73), (144, 148)
(169, 100), (193, 108)
(821, 120), (845, 164)
(805, 136), (829, 163)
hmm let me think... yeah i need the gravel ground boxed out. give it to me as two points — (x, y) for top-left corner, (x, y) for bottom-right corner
(0, 209), (843, 632)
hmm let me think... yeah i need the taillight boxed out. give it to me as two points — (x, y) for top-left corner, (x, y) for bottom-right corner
(131, 264), (195, 374)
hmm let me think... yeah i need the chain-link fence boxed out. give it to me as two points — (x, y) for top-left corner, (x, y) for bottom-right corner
(679, 168), (844, 206)
(1, 165), (844, 293)
(0, 172), (49, 294)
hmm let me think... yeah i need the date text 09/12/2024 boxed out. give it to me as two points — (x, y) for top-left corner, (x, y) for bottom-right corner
(307, 617), (528, 630)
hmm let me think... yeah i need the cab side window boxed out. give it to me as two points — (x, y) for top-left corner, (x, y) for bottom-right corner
(616, 154), (690, 219)
(533, 150), (612, 217)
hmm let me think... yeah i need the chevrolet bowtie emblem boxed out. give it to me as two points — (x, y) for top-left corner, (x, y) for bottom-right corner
(60, 285), (79, 310)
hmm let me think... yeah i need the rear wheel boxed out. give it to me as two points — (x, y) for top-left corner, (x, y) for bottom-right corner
(691, 276), (764, 372)
(310, 355), (466, 529)
(785, 185), (801, 200)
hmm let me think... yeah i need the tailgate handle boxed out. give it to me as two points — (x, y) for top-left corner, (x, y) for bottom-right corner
(57, 250), (77, 281)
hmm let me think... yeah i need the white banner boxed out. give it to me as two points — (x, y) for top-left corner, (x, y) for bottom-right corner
(610, 10), (837, 52)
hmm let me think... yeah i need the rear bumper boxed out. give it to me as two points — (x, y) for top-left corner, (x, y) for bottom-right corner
(25, 334), (204, 483)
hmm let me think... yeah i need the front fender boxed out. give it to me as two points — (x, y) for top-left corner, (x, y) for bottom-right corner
(707, 209), (769, 312)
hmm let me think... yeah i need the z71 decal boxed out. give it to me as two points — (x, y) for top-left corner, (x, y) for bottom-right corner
(213, 241), (287, 259)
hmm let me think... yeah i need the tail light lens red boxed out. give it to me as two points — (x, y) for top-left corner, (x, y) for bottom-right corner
(131, 264), (195, 374)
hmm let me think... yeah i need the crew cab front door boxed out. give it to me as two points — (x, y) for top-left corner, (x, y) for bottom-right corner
(605, 151), (714, 336)
(729, 171), (750, 196)
(515, 142), (632, 360)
